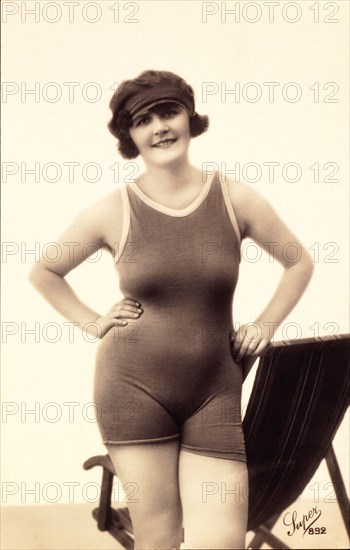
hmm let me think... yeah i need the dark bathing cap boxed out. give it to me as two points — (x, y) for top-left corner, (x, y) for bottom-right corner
(109, 70), (196, 125)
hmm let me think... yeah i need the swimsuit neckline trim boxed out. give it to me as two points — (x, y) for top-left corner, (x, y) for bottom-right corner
(128, 171), (217, 217)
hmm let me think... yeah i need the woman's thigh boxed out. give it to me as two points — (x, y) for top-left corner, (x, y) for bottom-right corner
(179, 450), (249, 549)
(107, 441), (183, 547)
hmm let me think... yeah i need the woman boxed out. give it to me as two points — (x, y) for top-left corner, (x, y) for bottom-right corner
(29, 70), (314, 549)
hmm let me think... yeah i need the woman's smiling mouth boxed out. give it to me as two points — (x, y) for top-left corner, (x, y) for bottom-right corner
(152, 138), (177, 148)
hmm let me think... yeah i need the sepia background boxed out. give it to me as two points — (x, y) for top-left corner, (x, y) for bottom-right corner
(2, 0), (349, 548)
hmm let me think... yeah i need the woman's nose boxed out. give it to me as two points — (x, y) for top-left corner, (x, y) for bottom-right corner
(152, 116), (169, 135)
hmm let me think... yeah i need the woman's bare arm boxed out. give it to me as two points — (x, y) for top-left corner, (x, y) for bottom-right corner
(28, 191), (142, 337)
(227, 178), (315, 361)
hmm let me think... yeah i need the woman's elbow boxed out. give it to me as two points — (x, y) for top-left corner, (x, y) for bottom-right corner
(302, 248), (315, 276)
(296, 248), (315, 285)
(28, 263), (40, 285)
(28, 263), (57, 289)
(28, 263), (45, 291)
(284, 247), (315, 283)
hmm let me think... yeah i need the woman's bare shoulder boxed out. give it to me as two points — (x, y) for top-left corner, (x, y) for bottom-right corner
(225, 177), (265, 207)
(90, 188), (124, 250)
(225, 177), (300, 256)
(224, 177), (265, 239)
(91, 188), (123, 217)
(69, 188), (124, 254)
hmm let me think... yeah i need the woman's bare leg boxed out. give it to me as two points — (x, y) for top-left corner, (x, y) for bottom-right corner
(107, 440), (182, 550)
(179, 450), (248, 549)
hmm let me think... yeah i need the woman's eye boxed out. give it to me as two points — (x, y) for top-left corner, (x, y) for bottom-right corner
(136, 116), (150, 127)
(164, 110), (177, 118)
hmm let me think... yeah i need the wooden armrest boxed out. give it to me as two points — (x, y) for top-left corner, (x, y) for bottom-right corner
(83, 454), (116, 475)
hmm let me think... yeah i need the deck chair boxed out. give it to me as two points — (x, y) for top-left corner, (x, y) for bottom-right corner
(83, 334), (350, 549)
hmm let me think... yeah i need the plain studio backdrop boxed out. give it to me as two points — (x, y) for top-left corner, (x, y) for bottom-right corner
(1, 1), (349, 549)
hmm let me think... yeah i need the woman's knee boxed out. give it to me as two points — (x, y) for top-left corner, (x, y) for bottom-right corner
(133, 485), (183, 540)
(133, 507), (183, 549)
(183, 524), (246, 549)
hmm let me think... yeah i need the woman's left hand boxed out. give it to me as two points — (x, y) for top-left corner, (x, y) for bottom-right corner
(230, 322), (271, 363)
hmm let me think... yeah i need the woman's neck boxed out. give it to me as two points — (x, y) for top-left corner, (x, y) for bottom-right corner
(136, 160), (203, 197)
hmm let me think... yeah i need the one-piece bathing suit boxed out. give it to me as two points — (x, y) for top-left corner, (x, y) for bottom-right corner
(94, 171), (246, 462)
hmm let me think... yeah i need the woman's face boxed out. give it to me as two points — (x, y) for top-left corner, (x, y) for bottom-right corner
(128, 102), (191, 166)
